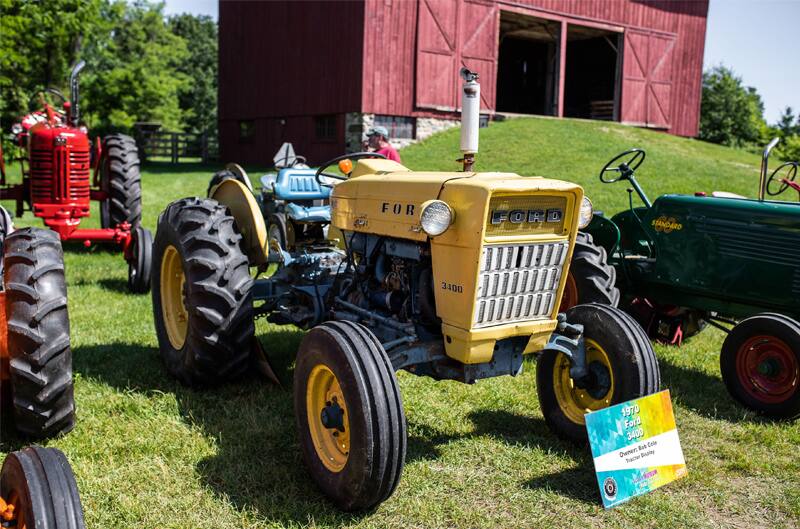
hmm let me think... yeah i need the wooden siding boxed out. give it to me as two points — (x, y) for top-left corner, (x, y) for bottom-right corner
(218, 1), (364, 162)
(218, 0), (708, 163)
(361, 0), (708, 136)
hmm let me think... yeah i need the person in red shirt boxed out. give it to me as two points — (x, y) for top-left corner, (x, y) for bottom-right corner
(367, 126), (401, 163)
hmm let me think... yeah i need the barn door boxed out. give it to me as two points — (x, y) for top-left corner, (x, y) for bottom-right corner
(621, 29), (675, 129)
(416, 0), (459, 109)
(416, 0), (497, 111)
(459, 0), (497, 110)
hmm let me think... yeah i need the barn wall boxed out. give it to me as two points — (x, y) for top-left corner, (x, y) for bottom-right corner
(218, 1), (365, 163)
(508, 0), (709, 137)
(361, 0), (708, 137)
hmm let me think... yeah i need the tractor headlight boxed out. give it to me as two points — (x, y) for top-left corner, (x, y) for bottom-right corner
(420, 200), (454, 236)
(11, 123), (22, 135)
(578, 196), (593, 229)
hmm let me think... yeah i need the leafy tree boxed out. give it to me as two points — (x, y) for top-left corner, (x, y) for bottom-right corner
(0, 0), (105, 128)
(0, 0), (206, 137)
(777, 107), (797, 137)
(699, 66), (767, 147)
(168, 13), (217, 134)
(82, 1), (189, 133)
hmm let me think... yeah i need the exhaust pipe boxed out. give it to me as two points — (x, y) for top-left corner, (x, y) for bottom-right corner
(69, 60), (86, 127)
(459, 67), (480, 172)
(758, 137), (780, 201)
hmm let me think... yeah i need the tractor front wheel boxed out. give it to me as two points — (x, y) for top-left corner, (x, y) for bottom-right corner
(294, 321), (406, 511)
(100, 134), (142, 229)
(537, 303), (661, 442)
(152, 198), (254, 387)
(127, 225), (152, 294)
(720, 313), (800, 419)
(5, 228), (74, 439)
(559, 232), (619, 312)
(0, 446), (85, 529)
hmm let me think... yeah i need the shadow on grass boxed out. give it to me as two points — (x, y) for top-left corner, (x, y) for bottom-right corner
(65, 330), (606, 521)
(657, 356), (765, 423)
(405, 409), (596, 504)
(69, 331), (371, 525)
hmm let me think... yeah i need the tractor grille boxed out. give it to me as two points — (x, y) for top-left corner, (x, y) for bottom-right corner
(473, 241), (569, 328)
(30, 147), (91, 203)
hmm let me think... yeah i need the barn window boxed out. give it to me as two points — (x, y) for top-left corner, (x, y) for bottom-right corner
(314, 115), (337, 141)
(238, 120), (255, 143)
(373, 115), (416, 140)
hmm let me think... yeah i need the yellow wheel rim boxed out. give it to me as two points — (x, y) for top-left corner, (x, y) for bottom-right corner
(160, 245), (188, 349)
(553, 338), (615, 425)
(306, 364), (350, 472)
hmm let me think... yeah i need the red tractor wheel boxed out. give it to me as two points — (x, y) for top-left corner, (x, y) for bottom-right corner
(0, 447), (85, 529)
(721, 313), (800, 419)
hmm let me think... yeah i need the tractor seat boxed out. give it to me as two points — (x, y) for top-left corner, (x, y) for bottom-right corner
(273, 168), (331, 201)
(285, 202), (330, 223)
(711, 191), (746, 199)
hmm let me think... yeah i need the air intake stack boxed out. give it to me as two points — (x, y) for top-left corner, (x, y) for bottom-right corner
(459, 67), (480, 172)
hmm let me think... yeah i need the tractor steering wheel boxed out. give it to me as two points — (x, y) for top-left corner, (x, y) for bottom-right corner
(766, 161), (800, 199)
(28, 88), (67, 111)
(599, 148), (646, 183)
(315, 152), (387, 187)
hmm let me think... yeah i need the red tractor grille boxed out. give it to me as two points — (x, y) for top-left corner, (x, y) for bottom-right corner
(30, 147), (91, 203)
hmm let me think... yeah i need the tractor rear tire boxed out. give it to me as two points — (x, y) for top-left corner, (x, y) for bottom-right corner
(5, 228), (74, 439)
(100, 134), (142, 229)
(127, 225), (152, 294)
(720, 313), (800, 419)
(152, 197), (254, 387)
(537, 303), (660, 442)
(560, 232), (619, 312)
(294, 321), (406, 511)
(207, 169), (235, 197)
(0, 446), (85, 529)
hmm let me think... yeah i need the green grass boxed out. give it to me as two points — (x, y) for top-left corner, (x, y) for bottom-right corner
(2, 116), (798, 528)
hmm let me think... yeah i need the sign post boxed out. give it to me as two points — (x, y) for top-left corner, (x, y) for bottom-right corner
(585, 390), (687, 508)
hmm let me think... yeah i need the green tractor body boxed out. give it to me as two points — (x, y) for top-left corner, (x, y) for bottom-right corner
(588, 194), (800, 320)
(580, 143), (800, 419)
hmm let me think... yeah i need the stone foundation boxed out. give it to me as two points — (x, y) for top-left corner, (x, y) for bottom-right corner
(345, 113), (460, 153)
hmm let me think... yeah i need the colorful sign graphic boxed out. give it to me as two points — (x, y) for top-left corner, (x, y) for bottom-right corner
(585, 390), (687, 508)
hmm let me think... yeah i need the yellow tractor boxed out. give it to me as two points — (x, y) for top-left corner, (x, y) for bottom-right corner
(152, 69), (661, 511)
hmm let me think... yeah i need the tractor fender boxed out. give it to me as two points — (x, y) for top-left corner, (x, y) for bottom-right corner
(209, 178), (268, 265)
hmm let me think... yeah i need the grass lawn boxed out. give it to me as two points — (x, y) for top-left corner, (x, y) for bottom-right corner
(1, 116), (798, 528)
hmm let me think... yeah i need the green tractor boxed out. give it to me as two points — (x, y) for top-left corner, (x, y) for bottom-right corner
(574, 139), (800, 419)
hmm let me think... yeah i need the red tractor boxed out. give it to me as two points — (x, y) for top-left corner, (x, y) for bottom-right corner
(0, 61), (151, 293)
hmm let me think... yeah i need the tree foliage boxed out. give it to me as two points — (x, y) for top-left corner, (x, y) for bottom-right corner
(169, 13), (217, 135)
(0, 0), (216, 136)
(699, 66), (768, 147)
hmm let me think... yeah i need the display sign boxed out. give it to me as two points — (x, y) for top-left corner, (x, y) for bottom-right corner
(585, 390), (687, 508)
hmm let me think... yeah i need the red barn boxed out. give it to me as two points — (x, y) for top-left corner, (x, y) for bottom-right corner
(219, 0), (709, 164)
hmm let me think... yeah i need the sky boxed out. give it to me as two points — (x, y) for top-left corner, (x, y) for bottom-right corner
(163, 0), (799, 124)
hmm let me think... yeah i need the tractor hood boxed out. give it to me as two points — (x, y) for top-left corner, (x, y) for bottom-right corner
(330, 158), (583, 243)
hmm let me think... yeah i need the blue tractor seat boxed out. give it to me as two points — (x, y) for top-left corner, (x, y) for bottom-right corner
(273, 168), (331, 201)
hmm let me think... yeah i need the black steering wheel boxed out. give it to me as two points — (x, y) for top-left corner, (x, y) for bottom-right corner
(766, 161), (800, 198)
(28, 88), (67, 111)
(315, 152), (387, 187)
(599, 148), (646, 183)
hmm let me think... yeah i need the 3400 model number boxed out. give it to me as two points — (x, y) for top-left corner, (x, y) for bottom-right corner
(441, 282), (463, 293)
